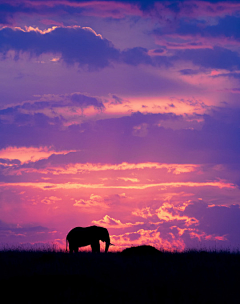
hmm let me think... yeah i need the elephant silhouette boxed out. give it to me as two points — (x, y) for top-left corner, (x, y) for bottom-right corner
(66, 225), (112, 253)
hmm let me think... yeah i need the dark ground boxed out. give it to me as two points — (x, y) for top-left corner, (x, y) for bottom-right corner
(1, 247), (240, 304)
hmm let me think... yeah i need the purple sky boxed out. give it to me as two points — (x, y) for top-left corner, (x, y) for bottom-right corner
(1, 0), (240, 251)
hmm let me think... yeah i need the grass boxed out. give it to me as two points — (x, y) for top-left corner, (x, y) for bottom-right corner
(1, 247), (240, 303)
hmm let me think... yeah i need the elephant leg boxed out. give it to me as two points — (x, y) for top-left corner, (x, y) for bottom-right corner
(73, 247), (78, 253)
(69, 243), (78, 253)
(69, 243), (73, 254)
(91, 241), (100, 253)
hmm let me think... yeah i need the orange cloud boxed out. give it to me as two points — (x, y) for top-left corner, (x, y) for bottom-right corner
(41, 196), (62, 205)
(132, 207), (153, 219)
(92, 215), (144, 228)
(128, 96), (208, 115)
(21, 162), (198, 174)
(110, 228), (185, 252)
(0, 180), (235, 190)
(100, 162), (197, 173)
(132, 203), (198, 226)
(188, 230), (228, 242)
(110, 225), (228, 253)
(117, 177), (140, 182)
(156, 203), (198, 226)
(0, 146), (76, 163)
(73, 194), (109, 208)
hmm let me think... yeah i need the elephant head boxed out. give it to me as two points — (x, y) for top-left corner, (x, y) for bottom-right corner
(99, 227), (111, 253)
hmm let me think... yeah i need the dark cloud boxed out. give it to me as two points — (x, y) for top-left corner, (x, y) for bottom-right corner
(176, 47), (240, 71)
(0, 1), (85, 26)
(177, 15), (240, 39)
(152, 12), (240, 72)
(0, 0), (180, 20)
(110, 95), (124, 105)
(120, 47), (172, 67)
(0, 113), (64, 148)
(70, 93), (104, 109)
(0, 26), (172, 69)
(183, 202), (240, 246)
(0, 27), (119, 70)
(0, 220), (49, 241)
(0, 219), (61, 248)
(6, 24), (240, 72)
(0, 0), (239, 32)
(212, 72), (240, 79)
(179, 69), (205, 75)
(150, 200), (240, 250)
(0, 158), (21, 165)
(0, 12), (12, 26)
(153, 7), (240, 39)
(0, 92), (105, 121)
(121, 47), (153, 66)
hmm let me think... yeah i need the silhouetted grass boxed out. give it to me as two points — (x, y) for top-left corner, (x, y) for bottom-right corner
(1, 247), (240, 303)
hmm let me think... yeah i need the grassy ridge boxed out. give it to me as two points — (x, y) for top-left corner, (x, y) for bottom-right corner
(1, 249), (240, 303)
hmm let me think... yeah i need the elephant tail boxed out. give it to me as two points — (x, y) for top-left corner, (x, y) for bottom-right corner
(66, 237), (69, 252)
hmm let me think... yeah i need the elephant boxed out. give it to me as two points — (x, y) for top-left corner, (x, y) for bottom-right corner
(66, 225), (112, 253)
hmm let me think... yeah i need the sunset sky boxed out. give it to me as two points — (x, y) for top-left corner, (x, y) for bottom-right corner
(1, 0), (240, 251)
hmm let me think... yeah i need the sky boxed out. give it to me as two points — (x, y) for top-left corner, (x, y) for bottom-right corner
(1, 0), (240, 251)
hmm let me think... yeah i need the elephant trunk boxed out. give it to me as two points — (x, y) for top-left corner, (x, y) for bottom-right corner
(105, 234), (111, 253)
(105, 241), (110, 253)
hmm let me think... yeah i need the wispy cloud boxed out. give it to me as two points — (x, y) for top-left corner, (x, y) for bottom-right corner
(0, 180), (235, 190)
(0, 146), (76, 163)
(73, 194), (109, 208)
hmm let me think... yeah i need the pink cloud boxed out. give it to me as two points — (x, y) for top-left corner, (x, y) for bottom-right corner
(73, 194), (109, 208)
(153, 1), (240, 20)
(1, 0), (142, 20)
(157, 39), (213, 50)
(110, 228), (185, 252)
(180, 1), (240, 18)
(92, 215), (144, 228)
(3, 0), (240, 21)
(132, 207), (153, 219)
(155, 202), (198, 226)
(0, 180), (234, 191)
(0, 161), (200, 178)
(41, 196), (62, 205)
(117, 177), (140, 182)
(0, 146), (76, 163)
(154, 33), (240, 53)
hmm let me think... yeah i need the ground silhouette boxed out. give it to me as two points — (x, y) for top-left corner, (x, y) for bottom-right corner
(1, 247), (240, 303)
(121, 245), (162, 256)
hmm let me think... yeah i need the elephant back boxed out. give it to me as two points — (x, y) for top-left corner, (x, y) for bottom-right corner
(66, 226), (100, 246)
